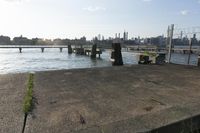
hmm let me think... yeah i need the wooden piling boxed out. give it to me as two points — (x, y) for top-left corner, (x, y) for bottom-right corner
(59, 48), (63, 52)
(19, 48), (22, 53)
(91, 44), (97, 59)
(41, 48), (44, 53)
(68, 45), (72, 54)
(111, 43), (123, 66)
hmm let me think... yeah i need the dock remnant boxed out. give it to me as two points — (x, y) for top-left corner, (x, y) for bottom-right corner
(91, 44), (97, 58)
(75, 48), (85, 55)
(111, 43), (123, 66)
(68, 45), (72, 54)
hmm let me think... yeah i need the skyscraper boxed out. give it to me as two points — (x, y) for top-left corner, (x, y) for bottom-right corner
(123, 31), (128, 41)
(123, 31), (126, 40)
(98, 34), (101, 40)
(115, 33), (118, 39)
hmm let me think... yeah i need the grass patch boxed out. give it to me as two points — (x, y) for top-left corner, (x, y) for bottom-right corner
(23, 73), (34, 114)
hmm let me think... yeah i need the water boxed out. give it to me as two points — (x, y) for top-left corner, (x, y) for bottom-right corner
(0, 48), (198, 74)
(0, 48), (138, 74)
(169, 53), (198, 66)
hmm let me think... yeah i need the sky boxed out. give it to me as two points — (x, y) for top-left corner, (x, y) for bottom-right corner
(0, 0), (200, 40)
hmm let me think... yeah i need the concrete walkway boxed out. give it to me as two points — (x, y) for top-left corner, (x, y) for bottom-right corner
(0, 74), (28, 133)
(1, 64), (200, 132)
(25, 64), (200, 133)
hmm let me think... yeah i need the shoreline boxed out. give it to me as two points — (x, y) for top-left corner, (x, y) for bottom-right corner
(0, 63), (198, 75)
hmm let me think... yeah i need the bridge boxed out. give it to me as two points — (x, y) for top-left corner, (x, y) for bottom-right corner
(0, 45), (103, 57)
(0, 45), (69, 53)
(1, 45), (200, 55)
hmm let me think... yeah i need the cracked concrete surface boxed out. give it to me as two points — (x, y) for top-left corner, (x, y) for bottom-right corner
(1, 64), (200, 133)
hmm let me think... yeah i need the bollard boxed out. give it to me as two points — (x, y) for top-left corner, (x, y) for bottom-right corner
(68, 45), (72, 54)
(111, 43), (123, 66)
(198, 55), (200, 67)
(91, 44), (97, 58)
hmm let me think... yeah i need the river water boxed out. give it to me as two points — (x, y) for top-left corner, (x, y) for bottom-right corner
(0, 48), (198, 74)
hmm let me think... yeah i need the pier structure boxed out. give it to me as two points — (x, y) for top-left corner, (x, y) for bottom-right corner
(73, 44), (102, 58)
(0, 45), (69, 53)
(0, 45), (103, 59)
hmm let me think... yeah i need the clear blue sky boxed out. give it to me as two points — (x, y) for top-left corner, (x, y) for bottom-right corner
(0, 0), (200, 40)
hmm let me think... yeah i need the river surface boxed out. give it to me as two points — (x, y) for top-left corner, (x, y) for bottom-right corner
(0, 48), (198, 74)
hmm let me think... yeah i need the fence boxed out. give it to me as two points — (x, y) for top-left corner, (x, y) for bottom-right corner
(167, 24), (200, 65)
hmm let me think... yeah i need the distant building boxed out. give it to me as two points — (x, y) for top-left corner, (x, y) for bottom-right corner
(173, 34), (200, 46)
(115, 33), (117, 39)
(0, 35), (11, 45)
(53, 39), (64, 45)
(123, 31), (128, 41)
(102, 36), (105, 41)
(80, 36), (86, 41)
(13, 35), (32, 45)
(192, 34), (198, 45)
(98, 34), (101, 40)
(150, 36), (165, 46)
(31, 38), (39, 45)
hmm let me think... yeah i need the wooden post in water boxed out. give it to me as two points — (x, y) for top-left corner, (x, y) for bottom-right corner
(111, 43), (123, 66)
(41, 48), (44, 53)
(167, 24), (174, 63)
(60, 48), (63, 52)
(91, 44), (97, 59)
(187, 39), (192, 65)
(19, 47), (22, 53)
(68, 45), (72, 54)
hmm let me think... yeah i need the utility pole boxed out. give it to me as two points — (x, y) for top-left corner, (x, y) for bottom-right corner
(167, 24), (174, 63)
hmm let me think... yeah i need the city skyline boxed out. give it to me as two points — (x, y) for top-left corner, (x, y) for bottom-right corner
(0, 0), (200, 40)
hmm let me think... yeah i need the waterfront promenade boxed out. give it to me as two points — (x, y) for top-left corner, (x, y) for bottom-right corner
(0, 64), (200, 133)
